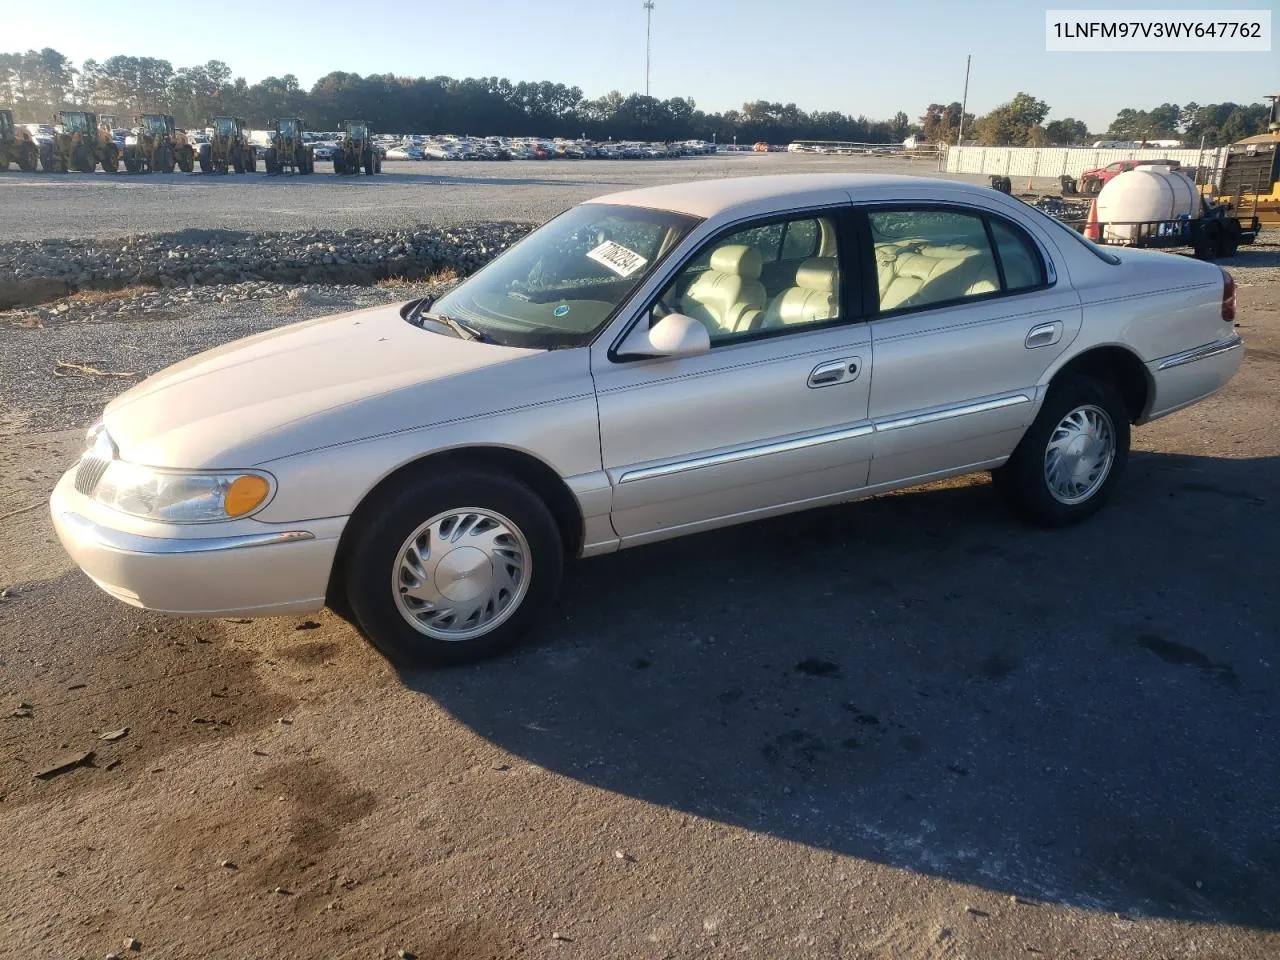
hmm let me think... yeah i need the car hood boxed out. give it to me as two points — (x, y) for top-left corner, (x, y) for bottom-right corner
(103, 302), (547, 468)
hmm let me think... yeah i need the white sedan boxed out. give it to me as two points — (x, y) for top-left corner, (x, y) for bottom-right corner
(51, 174), (1242, 664)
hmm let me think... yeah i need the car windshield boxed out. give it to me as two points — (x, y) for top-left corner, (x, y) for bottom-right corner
(425, 203), (699, 349)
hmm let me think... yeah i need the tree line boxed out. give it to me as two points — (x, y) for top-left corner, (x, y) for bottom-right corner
(0, 48), (1271, 148)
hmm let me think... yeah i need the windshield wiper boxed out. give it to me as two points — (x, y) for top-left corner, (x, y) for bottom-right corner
(426, 312), (490, 343)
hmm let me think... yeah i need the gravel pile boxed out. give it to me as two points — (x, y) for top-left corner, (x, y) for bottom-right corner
(0, 221), (534, 309)
(0, 280), (448, 431)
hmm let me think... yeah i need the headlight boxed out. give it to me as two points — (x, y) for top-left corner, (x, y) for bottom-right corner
(92, 461), (274, 523)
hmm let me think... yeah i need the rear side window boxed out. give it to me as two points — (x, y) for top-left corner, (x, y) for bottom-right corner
(870, 209), (1001, 312)
(988, 218), (1046, 290)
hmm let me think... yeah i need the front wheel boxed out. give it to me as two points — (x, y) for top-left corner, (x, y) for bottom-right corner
(344, 471), (564, 667)
(18, 141), (39, 171)
(992, 376), (1130, 527)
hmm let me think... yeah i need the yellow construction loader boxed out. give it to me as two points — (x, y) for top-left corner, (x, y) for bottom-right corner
(1204, 94), (1280, 230)
(124, 114), (195, 174)
(198, 116), (254, 174)
(41, 111), (119, 173)
(0, 109), (40, 172)
(332, 120), (381, 175)
(264, 117), (315, 174)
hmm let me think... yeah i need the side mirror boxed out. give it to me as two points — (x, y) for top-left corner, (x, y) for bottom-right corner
(618, 312), (711, 359)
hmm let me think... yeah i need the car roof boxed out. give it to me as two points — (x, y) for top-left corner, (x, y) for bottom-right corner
(588, 173), (992, 219)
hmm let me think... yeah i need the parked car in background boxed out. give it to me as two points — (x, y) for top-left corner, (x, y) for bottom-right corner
(51, 174), (1242, 668)
(1079, 158), (1181, 195)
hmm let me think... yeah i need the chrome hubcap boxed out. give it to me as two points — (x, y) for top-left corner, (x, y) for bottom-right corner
(1044, 404), (1115, 505)
(392, 509), (530, 641)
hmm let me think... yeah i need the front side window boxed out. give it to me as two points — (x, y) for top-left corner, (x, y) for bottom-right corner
(650, 213), (842, 344)
(427, 203), (698, 349)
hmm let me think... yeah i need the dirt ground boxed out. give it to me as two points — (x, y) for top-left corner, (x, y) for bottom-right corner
(2, 236), (1278, 960)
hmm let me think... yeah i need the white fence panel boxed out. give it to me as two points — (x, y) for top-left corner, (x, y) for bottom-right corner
(945, 146), (1224, 181)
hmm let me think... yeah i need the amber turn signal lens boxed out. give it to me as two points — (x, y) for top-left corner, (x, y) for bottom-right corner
(224, 475), (271, 517)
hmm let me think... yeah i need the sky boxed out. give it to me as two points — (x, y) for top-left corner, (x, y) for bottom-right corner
(7, 0), (1277, 131)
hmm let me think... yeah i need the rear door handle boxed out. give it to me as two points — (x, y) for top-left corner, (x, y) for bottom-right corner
(808, 357), (861, 388)
(1025, 322), (1063, 349)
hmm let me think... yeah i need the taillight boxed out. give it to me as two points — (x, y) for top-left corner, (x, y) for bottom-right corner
(1220, 267), (1236, 323)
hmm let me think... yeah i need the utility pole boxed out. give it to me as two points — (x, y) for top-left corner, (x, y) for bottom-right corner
(644, 1), (655, 97)
(956, 54), (971, 145)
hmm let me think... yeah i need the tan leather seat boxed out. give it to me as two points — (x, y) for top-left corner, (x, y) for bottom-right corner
(761, 258), (840, 328)
(876, 243), (999, 312)
(680, 244), (767, 335)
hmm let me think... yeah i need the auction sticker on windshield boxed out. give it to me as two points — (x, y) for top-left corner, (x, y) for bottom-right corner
(587, 240), (648, 278)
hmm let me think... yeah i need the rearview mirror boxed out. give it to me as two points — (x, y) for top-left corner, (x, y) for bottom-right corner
(618, 312), (710, 359)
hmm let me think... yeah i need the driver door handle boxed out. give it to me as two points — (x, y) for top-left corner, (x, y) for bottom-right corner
(808, 357), (861, 388)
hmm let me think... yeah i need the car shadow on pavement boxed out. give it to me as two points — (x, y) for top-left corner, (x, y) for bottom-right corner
(404, 450), (1280, 928)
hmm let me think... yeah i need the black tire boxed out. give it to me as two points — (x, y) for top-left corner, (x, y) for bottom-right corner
(344, 470), (564, 667)
(1059, 175), (1077, 196)
(123, 148), (140, 174)
(159, 144), (175, 174)
(364, 150), (375, 176)
(333, 153), (345, 175)
(1220, 219), (1241, 258)
(73, 143), (91, 172)
(199, 143), (212, 173)
(39, 143), (54, 172)
(245, 150), (257, 173)
(1083, 177), (1102, 195)
(18, 141), (38, 172)
(103, 144), (119, 173)
(265, 148), (278, 174)
(179, 147), (194, 173)
(1194, 220), (1223, 261)
(232, 147), (244, 174)
(992, 375), (1130, 528)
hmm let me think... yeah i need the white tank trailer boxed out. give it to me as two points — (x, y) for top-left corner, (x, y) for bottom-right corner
(1096, 167), (1202, 242)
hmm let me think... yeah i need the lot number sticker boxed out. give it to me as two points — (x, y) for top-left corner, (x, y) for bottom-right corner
(587, 240), (648, 278)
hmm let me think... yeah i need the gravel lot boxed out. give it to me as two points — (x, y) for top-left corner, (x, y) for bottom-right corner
(1, 164), (1277, 959)
(0, 152), (956, 240)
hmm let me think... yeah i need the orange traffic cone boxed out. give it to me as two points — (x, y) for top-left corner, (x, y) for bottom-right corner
(1084, 199), (1100, 240)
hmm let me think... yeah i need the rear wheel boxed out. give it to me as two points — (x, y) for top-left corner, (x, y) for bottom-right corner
(1220, 219), (1241, 258)
(232, 147), (244, 174)
(1194, 220), (1223, 261)
(73, 143), (92, 172)
(265, 148), (279, 174)
(244, 150), (257, 173)
(333, 153), (346, 175)
(199, 143), (212, 173)
(123, 148), (140, 174)
(364, 149), (375, 176)
(159, 144), (175, 174)
(344, 471), (564, 667)
(178, 147), (194, 173)
(102, 144), (119, 174)
(18, 141), (38, 172)
(39, 143), (54, 172)
(993, 376), (1130, 527)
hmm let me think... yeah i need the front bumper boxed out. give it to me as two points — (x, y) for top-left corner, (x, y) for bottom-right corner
(50, 468), (344, 618)
(1145, 334), (1244, 421)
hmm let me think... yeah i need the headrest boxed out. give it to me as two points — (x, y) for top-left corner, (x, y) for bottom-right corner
(709, 244), (762, 280)
(794, 257), (838, 293)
